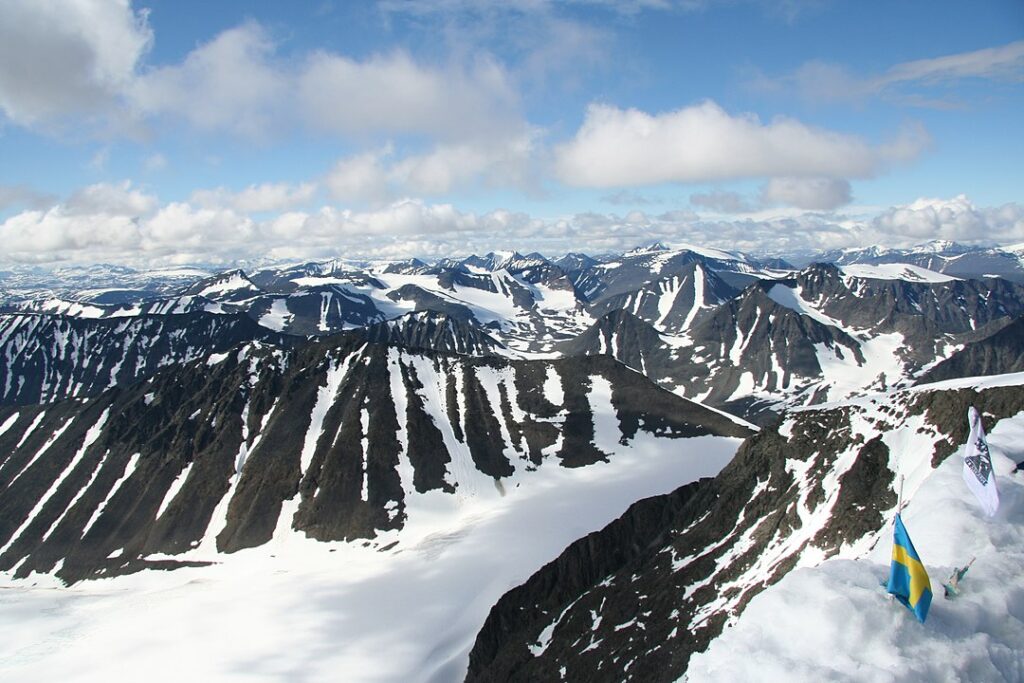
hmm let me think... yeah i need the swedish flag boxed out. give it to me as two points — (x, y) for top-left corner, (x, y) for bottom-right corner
(887, 514), (932, 623)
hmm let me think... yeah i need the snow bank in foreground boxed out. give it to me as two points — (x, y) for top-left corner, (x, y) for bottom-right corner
(687, 414), (1024, 683)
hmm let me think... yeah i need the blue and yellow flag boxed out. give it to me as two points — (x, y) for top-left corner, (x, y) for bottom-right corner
(887, 513), (932, 623)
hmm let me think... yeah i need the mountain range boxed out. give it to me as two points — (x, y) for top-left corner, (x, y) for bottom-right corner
(1, 239), (1023, 681)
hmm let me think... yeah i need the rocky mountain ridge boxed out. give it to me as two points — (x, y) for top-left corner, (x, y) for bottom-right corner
(466, 375), (1024, 681)
(0, 335), (751, 584)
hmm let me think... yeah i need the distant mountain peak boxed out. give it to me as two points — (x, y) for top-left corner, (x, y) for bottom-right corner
(625, 241), (670, 256)
(909, 239), (973, 255)
(182, 269), (260, 299)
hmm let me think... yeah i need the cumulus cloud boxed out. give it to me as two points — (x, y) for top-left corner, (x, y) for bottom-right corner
(0, 6), (526, 146)
(324, 135), (537, 203)
(130, 22), (287, 139)
(130, 22), (524, 142)
(0, 191), (486, 266)
(324, 151), (393, 204)
(0, 0), (151, 128)
(3, 186), (1021, 268)
(191, 182), (317, 213)
(554, 101), (927, 188)
(760, 177), (851, 211)
(65, 181), (157, 216)
(870, 195), (1024, 245)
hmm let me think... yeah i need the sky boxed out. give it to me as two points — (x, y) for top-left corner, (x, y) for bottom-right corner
(0, 0), (1022, 268)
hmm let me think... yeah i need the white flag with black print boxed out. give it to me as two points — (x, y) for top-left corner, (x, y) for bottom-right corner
(963, 407), (999, 517)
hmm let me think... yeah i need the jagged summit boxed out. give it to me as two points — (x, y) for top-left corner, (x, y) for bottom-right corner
(181, 269), (261, 301)
(625, 241), (671, 255)
(353, 310), (509, 356)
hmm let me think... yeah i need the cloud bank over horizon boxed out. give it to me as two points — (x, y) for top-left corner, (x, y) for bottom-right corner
(1, 183), (1021, 269)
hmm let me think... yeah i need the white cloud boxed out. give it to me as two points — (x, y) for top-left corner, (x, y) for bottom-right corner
(324, 135), (537, 203)
(191, 182), (317, 213)
(0, 207), (141, 255)
(299, 51), (521, 141)
(0, 0), (151, 127)
(3, 186), (1021, 268)
(554, 101), (927, 188)
(870, 195), (1024, 244)
(130, 22), (287, 139)
(65, 181), (157, 216)
(143, 202), (254, 252)
(760, 177), (851, 211)
(324, 150), (393, 204)
(751, 40), (1024, 107)
(391, 144), (500, 195)
(885, 40), (1024, 85)
(0, 6), (527, 148)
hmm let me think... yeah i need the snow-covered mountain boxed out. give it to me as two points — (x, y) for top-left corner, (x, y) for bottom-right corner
(0, 312), (294, 405)
(917, 316), (1024, 385)
(466, 373), (1024, 682)
(0, 335), (751, 585)
(4, 249), (1023, 424)
(0, 263), (213, 304)
(350, 310), (511, 357)
(2, 241), (1024, 682)
(586, 261), (738, 335)
(816, 240), (1024, 283)
(559, 263), (1024, 423)
(569, 242), (786, 304)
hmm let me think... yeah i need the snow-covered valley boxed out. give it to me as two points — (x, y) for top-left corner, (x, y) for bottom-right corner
(0, 430), (742, 682)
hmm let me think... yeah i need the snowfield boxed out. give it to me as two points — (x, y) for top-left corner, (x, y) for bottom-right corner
(688, 411), (1024, 682)
(0, 429), (743, 682)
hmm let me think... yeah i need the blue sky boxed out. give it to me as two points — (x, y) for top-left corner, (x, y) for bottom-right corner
(0, 0), (1022, 266)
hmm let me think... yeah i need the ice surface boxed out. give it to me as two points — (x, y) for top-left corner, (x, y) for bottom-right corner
(0, 400), (742, 683)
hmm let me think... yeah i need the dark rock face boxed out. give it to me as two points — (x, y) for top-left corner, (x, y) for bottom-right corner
(180, 269), (260, 301)
(571, 248), (760, 306)
(0, 337), (751, 585)
(587, 262), (737, 334)
(386, 284), (477, 323)
(352, 311), (508, 356)
(243, 286), (386, 334)
(917, 317), (1024, 384)
(465, 382), (1024, 682)
(559, 287), (865, 424)
(559, 264), (1024, 424)
(792, 264), (1024, 357)
(0, 312), (294, 405)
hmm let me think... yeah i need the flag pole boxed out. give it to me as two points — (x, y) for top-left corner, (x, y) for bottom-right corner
(896, 475), (905, 520)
